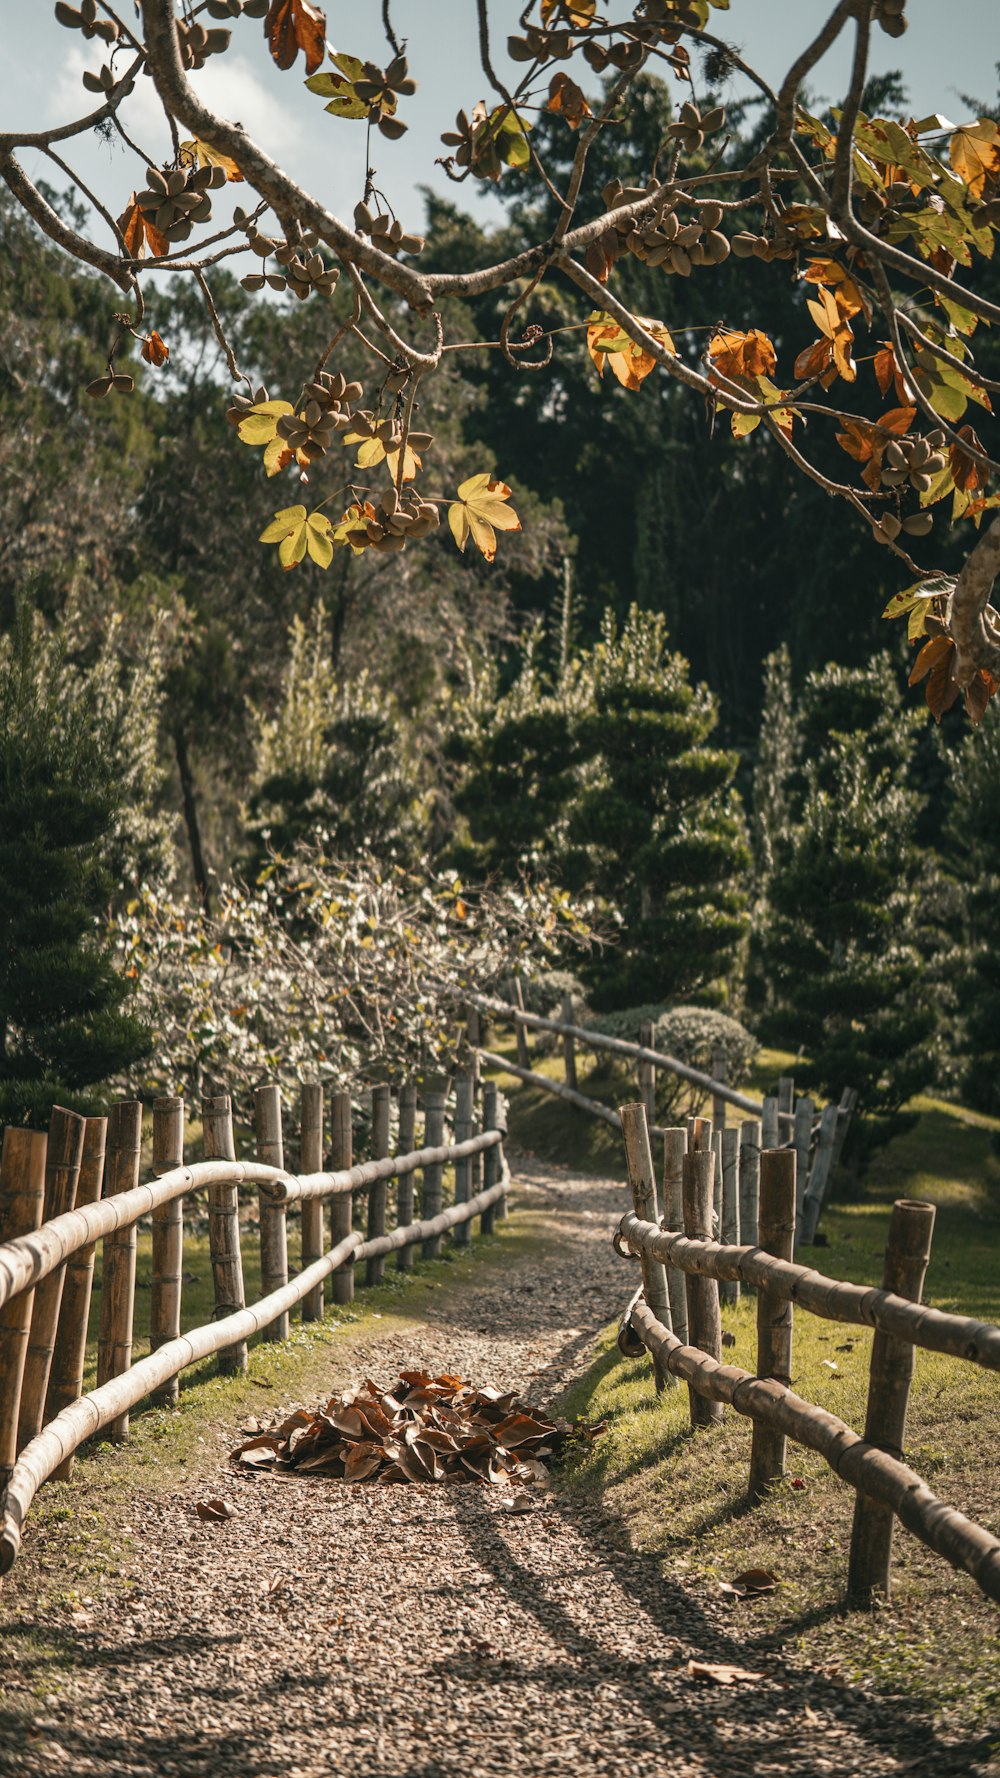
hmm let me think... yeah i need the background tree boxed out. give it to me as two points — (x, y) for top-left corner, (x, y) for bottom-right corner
(946, 703), (1000, 1114)
(0, 606), (155, 1125)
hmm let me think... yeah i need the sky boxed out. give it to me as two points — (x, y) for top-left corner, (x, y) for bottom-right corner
(4, 1), (1000, 244)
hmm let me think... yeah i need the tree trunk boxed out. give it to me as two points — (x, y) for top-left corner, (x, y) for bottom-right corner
(172, 724), (212, 914)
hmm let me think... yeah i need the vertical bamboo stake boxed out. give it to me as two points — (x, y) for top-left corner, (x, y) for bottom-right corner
(481, 1083), (500, 1238)
(681, 1148), (723, 1427)
(466, 1009), (481, 1090)
(777, 1075), (795, 1120)
(738, 1119), (761, 1251)
(495, 1090), (509, 1220)
(638, 1020), (656, 1128)
(711, 1128), (724, 1236)
(452, 1074), (474, 1251)
(395, 1082), (418, 1272)
(711, 1049), (728, 1131)
(847, 1198), (936, 1607)
(300, 1083), (325, 1321)
(792, 1096), (814, 1243)
(96, 1100), (143, 1439)
(799, 1101), (839, 1246)
(149, 1098), (184, 1408)
(748, 1147), (797, 1502)
(692, 1116), (712, 1152)
(256, 1085), (288, 1341)
(0, 1129), (47, 1485)
(203, 1093), (247, 1376)
(421, 1083), (447, 1259)
(685, 1114), (696, 1148)
(365, 1085), (391, 1285)
(561, 993), (578, 1092)
(719, 1126), (740, 1306)
(620, 1103), (674, 1393)
(511, 976), (530, 1068)
(469, 1090), (483, 1223)
(761, 1095), (780, 1152)
(47, 1116), (107, 1474)
(17, 1107), (86, 1450)
(831, 1087), (859, 1172)
(661, 1127), (688, 1342)
(329, 1090), (354, 1305)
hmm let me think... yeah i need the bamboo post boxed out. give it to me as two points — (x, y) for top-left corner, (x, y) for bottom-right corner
(748, 1147), (797, 1502)
(638, 1020), (656, 1128)
(686, 1114), (696, 1148)
(256, 1086), (289, 1340)
(711, 1049), (728, 1131)
(47, 1116), (107, 1475)
(365, 1085), (391, 1285)
(421, 1083), (447, 1259)
(511, 976), (530, 1068)
(17, 1108), (86, 1451)
(0, 1129), (47, 1485)
(761, 1095), (780, 1152)
(329, 1090), (354, 1305)
(96, 1100), (143, 1439)
(831, 1087), (859, 1172)
(681, 1148), (723, 1427)
(799, 1101), (839, 1246)
(452, 1074), (474, 1251)
(561, 993), (578, 1092)
(481, 1083), (500, 1237)
(692, 1116), (712, 1152)
(661, 1127), (688, 1342)
(466, 1008), (482, 1090)
(469, 1085), (483, 1224)
(848, 1198), (936, 1607)
(395, 1081), (418, 1271)
(739, 1119), (761, 1251)
(792, 1096), (814, 1242)
(203, 1093), (247, 1375)
(620, 1103), (673, 1393)
(496, 1090), (509, 1220)
(300, 1083), (325, 1320)
(711, 1128), (724, 1236)
(149, 1098), (185, 1407)
(778, 1075), (795, 1120)
(719, 1126), (740, 1306)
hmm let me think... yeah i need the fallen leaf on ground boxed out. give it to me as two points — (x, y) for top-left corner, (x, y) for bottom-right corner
(195, 1499), (235, 1522)
(720, 1567), (780, 1600)
(686, 1660), (764, 1686)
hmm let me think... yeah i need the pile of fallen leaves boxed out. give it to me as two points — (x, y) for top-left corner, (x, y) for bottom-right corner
(231, 1369), (604, 1487)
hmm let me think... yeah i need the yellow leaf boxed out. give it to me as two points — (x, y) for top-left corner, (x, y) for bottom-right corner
(385, 443), (421, 483)
(586, 312), (676, 392)
(259, 504), (334, 571)
(237, 400), (295, 446)
(950, 118), (1000, 200)
(178, 138), (243, 181)
(449, 474), (521, 563)
(263, 434), (295, 477)
(355, 436), (386, 469)
(731, 411), (760, 437)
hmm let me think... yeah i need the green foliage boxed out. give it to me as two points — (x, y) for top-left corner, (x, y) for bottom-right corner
(946, 703), (1000, 1114)
(0, 606), (153, 1126)
(243, 604), (427, 871)
(757, 662), (938, 1123)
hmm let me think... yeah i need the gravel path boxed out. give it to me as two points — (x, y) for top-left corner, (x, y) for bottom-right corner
(0, 1160), (993, 1778)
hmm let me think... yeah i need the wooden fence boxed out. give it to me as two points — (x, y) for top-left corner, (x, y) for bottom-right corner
(0, 1075), (507, 1575)
(471, 988), (857, 1250)
(613, 1100), (1000, 1609)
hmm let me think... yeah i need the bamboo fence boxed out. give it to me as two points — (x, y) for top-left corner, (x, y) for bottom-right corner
(614, 1100), (1000, 1610)
(0, 1076), (508, 1576)
(475, 988), (857, 1249)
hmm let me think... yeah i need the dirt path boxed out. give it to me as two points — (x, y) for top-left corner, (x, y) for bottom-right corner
(0, 1161), (990, 1778)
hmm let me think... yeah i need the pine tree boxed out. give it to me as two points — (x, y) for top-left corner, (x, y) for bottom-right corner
(757, 660), (936, 1123)
(946, 704), (1000, 1115)
(0, 608), (152, 1127)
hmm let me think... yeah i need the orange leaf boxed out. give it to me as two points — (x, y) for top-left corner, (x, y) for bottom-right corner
(117, 195), (170, 260)
(546, 72), (592, 130)
(794, 337), (834, 382)
(708, 328), (777, 384)
(950, 424), (985, 493)
(909, 634), (962, 722)
(264, 0), (326, 74)
(140, 330), (169, 367)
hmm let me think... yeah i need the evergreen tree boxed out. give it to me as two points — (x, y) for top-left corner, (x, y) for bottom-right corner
(757, 659), (937, 1124)
(243, 604), (427, 872)
(450, 606), (749, 1011)
(946, 704), (1000, 1115)
(0, 608), (152, 1126)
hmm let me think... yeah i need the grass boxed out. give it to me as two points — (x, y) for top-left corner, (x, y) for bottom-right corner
(491, 1032), (1000, 1736)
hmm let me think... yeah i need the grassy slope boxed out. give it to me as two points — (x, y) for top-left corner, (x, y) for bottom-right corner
(490, 1034), (1000, 1738)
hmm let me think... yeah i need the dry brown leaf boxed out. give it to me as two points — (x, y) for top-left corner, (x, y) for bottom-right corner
(686, 1659), (764, 1685)
(195, 1498), (236, 1522)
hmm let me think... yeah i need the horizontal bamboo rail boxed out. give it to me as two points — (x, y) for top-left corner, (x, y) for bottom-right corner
(616, 1211), (1000, 1373)
(479, 1049), (624, 1131)
(629, 1298), (1000, 1606)
(0, 1133), (504, 1315)
(471, 990), (790, 1123)
(0, 1167), (508, 1574)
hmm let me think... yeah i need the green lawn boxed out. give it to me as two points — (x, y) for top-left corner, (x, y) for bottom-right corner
(488, 1032), (1000, 1736)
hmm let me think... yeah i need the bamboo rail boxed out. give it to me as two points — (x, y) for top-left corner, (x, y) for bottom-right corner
(0, 1077), (510, 1575)
(616, 1211), (1000, 1372)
